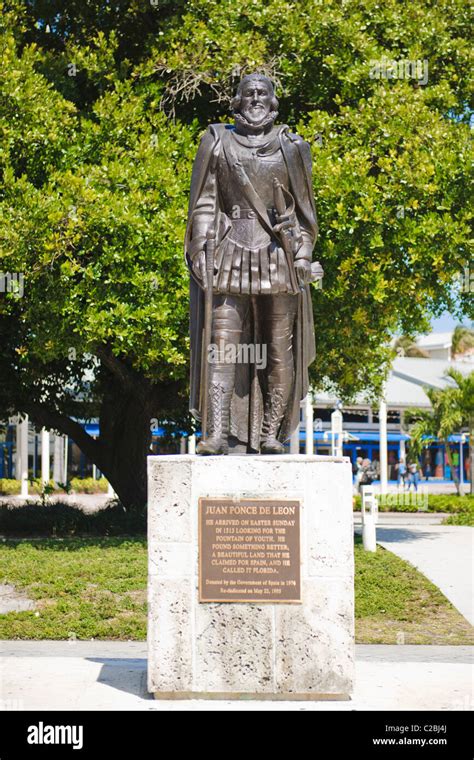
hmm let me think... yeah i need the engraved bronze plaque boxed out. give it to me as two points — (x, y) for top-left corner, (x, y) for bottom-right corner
(199, 498), (301, 603)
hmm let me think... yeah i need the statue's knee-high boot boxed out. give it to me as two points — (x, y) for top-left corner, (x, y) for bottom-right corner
(261, 383), (290, 454)
(260, 295), (298, 455)
(196, 295), (246, 456)
(196, 371), (233, 455)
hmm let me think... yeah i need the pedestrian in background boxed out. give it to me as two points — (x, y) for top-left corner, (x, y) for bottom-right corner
(407, 461), (420, 492)
(396, 457), (407, 488)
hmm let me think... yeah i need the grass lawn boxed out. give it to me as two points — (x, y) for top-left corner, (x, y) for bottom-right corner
(354, 535), (474, 644)
(0, 538), (147, 640)
(0, 535), (472, 644)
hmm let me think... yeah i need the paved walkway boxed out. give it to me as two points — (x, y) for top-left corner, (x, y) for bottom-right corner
(353, 512), (450, 526)
(0, 642), (472, 711)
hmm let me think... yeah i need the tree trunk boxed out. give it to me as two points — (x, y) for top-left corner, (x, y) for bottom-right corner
(444, 441), (461, 496)
(97, 384), (153, 512)
(23, 384), (154, 512)
(22, 348), (184, 513)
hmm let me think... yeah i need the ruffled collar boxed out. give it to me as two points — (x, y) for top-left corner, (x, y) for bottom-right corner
(231, 121), (286, 156)
(234, 110), (278, 136)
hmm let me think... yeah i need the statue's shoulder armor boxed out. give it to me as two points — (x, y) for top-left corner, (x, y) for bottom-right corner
(202, 123), (234, 142)
(209, 123), (234, 134)
(280, 128), (312, 173)
(287, 132), (303, 144)
(198, 124), (233, 170)
(281, 127), (309, 149)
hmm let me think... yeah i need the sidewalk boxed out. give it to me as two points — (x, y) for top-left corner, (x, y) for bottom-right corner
(353, 512), (450, 526)
(0, 642), (472, 711)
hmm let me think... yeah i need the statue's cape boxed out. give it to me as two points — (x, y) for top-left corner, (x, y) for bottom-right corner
(186, 123), (317, 447)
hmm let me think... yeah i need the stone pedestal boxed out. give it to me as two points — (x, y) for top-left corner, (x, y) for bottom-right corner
(147, 455), (354, 700)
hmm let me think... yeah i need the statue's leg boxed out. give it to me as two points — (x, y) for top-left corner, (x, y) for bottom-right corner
(197, 294), (248, 455)
(259, 294), (298, 454)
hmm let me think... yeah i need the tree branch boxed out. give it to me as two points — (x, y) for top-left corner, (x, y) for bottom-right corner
(22, 402), (105, 471)
(96, 344), (138, 391)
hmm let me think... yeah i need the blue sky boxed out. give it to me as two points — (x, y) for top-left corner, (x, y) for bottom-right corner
(430, 312), (472, 332)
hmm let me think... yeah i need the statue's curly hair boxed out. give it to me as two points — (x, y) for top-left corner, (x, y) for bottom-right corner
(230, 73), (279, 113)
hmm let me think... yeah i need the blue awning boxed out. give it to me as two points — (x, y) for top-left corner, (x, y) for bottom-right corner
(80, 423), (467, 444)
(82, 423), (187, 438)
(84, 423), (100, 437)
(423, 434), (469, 443)
(309, 431), (410, 443)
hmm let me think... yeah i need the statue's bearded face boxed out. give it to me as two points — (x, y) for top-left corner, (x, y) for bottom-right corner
(239, 79), (273, 125)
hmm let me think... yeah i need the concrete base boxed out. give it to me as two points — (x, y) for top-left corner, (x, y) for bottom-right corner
(152, 691), (351, 701)
(147, 455), (355, 700)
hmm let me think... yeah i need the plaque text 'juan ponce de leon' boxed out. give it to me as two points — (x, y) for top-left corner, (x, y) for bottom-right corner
(199, 498), (301, 603)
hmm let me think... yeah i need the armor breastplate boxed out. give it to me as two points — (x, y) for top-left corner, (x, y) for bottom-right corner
(217, 131), (289, 249)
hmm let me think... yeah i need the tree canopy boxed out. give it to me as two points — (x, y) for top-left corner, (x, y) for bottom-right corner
(0, 0), (472, 505)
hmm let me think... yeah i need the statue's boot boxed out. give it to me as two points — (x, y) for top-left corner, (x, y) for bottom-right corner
(261, 385), (287, 454)
(197, 381), (232, 455)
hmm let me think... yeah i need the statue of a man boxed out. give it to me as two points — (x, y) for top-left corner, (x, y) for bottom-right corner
(185, 73), (323, 455)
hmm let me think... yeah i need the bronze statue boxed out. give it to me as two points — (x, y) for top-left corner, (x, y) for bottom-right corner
(185, 73), (323, 454)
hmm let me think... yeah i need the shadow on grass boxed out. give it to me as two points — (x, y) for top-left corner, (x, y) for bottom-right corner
(0, 536), (147, 551)
(0, 502), (146, 537)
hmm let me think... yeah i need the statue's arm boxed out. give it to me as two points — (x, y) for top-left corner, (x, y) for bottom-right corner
(294, 139), (317, 263)
(186, 127), (220, 272)
(188, 166), (217, 260)
(292, 137), (323, 284)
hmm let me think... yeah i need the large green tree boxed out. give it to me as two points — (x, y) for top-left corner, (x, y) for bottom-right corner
(0, 0), (472, 508)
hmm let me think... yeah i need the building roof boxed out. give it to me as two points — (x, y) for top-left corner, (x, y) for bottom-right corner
(415, 331), (453, 350)
(313, 357), (472, 410)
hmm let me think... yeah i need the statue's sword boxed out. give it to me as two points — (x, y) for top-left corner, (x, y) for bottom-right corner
(273, 178), (301, 293)
(200, 228), (216, 442)
(273, 178), (322, 289)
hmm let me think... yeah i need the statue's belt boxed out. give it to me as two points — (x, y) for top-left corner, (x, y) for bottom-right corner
(228, 206), (277, 220)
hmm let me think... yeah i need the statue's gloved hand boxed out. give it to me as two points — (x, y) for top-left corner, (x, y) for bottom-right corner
(294, 260), (312, 286)
(192, 251), (207, 285)
(295, 259), (312, 287)
(311, 261), (324, 281)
